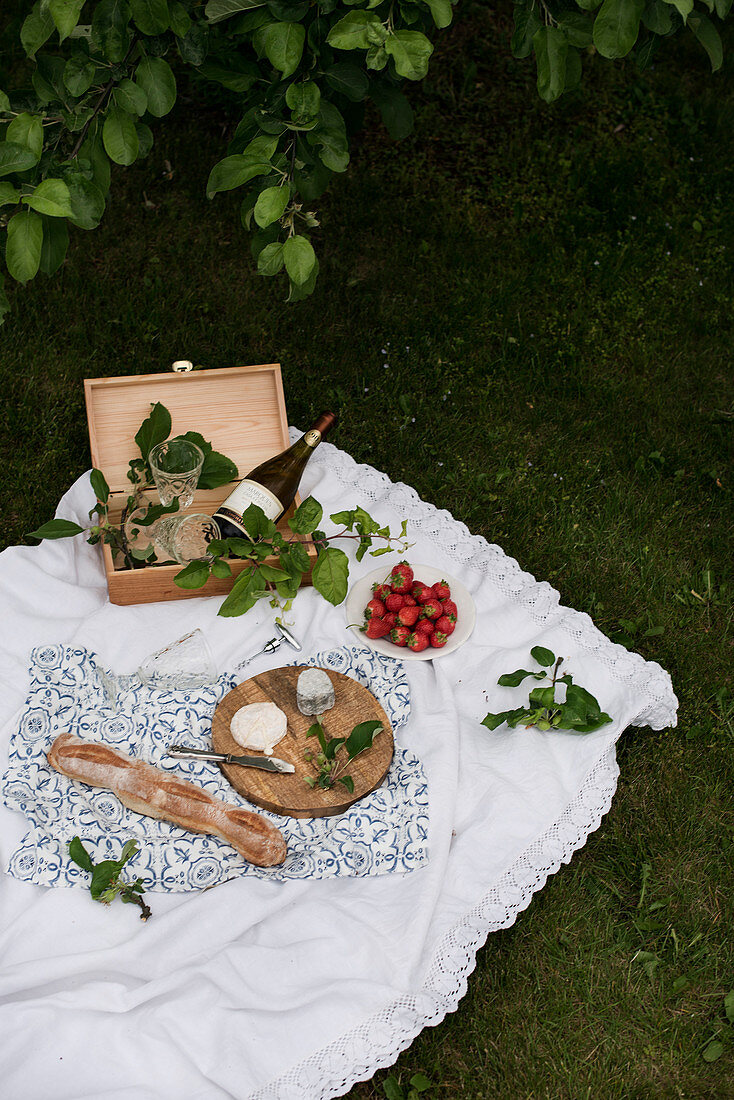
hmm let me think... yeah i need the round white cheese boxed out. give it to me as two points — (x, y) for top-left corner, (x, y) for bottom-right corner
(230, 701), (287, 756)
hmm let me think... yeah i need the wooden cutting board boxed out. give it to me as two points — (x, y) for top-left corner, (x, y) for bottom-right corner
(211, 666), (393, 818)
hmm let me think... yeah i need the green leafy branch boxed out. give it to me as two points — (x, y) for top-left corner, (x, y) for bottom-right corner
(173, 495), (412, 617)
(303, 716), (383, 792)
(68, 836), (151, 921)
(26, 400), (238, 567)
(481, 645), (612, 734)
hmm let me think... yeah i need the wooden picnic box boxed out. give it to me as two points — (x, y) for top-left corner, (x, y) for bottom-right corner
(84, 363), (316, 606)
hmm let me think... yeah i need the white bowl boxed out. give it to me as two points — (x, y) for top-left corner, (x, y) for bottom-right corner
(345, 564), (476, 661)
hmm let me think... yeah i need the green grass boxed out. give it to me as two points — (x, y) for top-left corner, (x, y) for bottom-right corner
(1, 2), (733, 1096)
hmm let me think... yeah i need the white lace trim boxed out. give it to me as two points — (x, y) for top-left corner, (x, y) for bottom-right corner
(254, 436), (677, 1099)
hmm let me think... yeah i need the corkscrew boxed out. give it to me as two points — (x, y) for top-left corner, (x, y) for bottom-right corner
(232, 622), (302, 676)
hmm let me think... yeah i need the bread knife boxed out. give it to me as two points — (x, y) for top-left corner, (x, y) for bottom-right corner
(167, 744), (295, 774)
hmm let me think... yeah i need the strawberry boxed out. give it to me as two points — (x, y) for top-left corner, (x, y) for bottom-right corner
(383, 612), (397, 629)
(407, 631), (429, 653)
(403, 595), (417, 607)
(390, 625), (411, 647)
(416, 618), (435, 636)
(433, 579), (451, 601)
(412, 582), (435, 605)
(441, 598), (458, 622)
(435, 614), (455, 636)
(389, 561), (414, 594)
(372, 582), (391, 601)
(364, 598), (386, 621)
(420, 597), (443, 620)
(385, 592), (406, 613)
(430, 630), (448, 648)
(363, 618), (391, 639)
(397, 605), (420, 628)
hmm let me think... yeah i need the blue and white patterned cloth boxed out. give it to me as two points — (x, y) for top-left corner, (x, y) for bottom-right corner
(1, 644), (428, 890)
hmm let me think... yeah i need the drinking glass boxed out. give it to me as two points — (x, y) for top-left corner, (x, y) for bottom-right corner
(124, 508), (220, 565)
(99, 628), (218, 705)
(149, 439), (205, 508)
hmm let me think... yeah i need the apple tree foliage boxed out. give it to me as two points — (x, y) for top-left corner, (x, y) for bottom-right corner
(0, 0), (730, 320)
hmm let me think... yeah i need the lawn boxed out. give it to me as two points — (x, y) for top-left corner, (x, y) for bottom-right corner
(1, 2), (732, 1096)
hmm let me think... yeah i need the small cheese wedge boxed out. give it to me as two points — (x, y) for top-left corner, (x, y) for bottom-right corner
(230, 701), (287, 756)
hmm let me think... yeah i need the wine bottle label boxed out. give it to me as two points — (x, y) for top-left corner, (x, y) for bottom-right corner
(304, 430), (321, 448)
(218, 479), (283, 525)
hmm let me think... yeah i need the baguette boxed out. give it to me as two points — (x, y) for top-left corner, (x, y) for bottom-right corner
(47, 731), (287, 867)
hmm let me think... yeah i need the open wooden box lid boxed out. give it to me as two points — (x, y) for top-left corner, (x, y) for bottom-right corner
(83, 364), (314, 606)
(84, 363), (290, 496)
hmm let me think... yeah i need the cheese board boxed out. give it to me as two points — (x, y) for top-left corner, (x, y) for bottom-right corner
(211, 666), (393, 818)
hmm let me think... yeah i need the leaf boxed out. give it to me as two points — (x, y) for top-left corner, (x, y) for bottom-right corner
(283, 234), (316, 285)
(724, 989), (734, 1024)
(528, 685), (557, 708)
(0, 182), (21, 207)
(662, 0), (693, 19)
(497, 668), (545, 687)
(27, 518), (85, 540)
(130, 0), (170, 35)
(338, 775), (354, 793)
(481, 707), (531, 731)
(0, 142), (38, 179)
(593, 0), (645, 58)
(206, 0), (266, 22)
(688, 12), (723, 71)
(24, 179), (74, 219)
(512, 2), (543, 58)
(311, 546), (349, 605)
(103, 105), (139, 165)
(64, 171), (106, 230)
(49, 0), (86, 40)
(6, 114), (43, 163)
(206, 154), (272, 198)
(211, 557), (232, 579)
(423, 0), (453, 27)
(91, 0), (133, 63)
(240, 503), (277, 539)
(384, 31), (434, 81)
(6, 210), (43, 285)
(169, 0), (192, 35)
(533, 25), (568, 103)
(409, 1075), (432, 1094)
(327, 11), (383, 50)
(254, 21), (305, 78)
(21, 1), (56, 57)
(344, 719), (382, 759)
(530, 645), (556, 667)
(254, 184), (289, 228)
(369, 82), (414, 140)
(68, 836), (95, 872)
(288, 495), (323, 534)
(286, 80), (321, 119)
(324, 63), (369, 102)
(64, 55), (97, 96)
(90, 468), (110, 503)
(135, 57), (177, 117)
(383, 1075), (404, 1100)
(173, 559), (211, 589)
(39, 216), (69, 276)
(135, 401), (172, 460)
(114, 77), (148, 116)
(702, 1040), (724, 1063)
(257, 241), (284, 275)
(90, 859), (120, 899)
(280, 540), (311, 574)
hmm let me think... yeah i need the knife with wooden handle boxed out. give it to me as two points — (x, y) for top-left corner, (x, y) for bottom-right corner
(167, 744), (295, 774)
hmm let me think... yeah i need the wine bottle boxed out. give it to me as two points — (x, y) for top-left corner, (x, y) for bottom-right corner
(213, 412), (337, 538)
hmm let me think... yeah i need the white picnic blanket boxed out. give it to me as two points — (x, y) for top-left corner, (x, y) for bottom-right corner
(0, 435), (677, 1100)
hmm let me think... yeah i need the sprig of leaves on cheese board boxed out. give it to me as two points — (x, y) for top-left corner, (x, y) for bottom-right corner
(302, 718), (384, 793)
(26, 401), (239, 569)
(68, 836), (151, 921)
(173, 497), (411, 617)
(481, 646), (612, 734)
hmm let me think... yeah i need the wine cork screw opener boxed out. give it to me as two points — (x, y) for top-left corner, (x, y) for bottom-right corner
(233, 622), (302, 675)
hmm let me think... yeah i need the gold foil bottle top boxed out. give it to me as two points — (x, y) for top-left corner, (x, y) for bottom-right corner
(304, 412), (337, 447)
